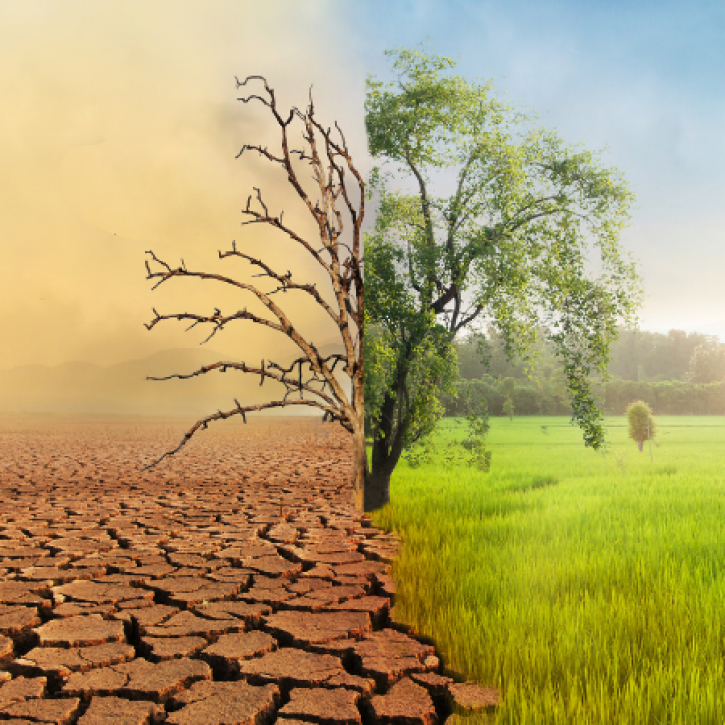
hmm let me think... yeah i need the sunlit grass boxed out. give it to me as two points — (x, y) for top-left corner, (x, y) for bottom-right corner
(369, 416), (725, 724)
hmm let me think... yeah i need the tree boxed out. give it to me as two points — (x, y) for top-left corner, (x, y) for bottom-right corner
(142, 75), (366, 511)
(626, 400), (656, 453)
(502, 397), (514, 421)
(363, 42), (641, 509)
(607, 328), (714, 382)
(687, 343), (725, 383)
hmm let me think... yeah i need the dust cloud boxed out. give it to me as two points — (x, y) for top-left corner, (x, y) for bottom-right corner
(0, 0), (369, 387)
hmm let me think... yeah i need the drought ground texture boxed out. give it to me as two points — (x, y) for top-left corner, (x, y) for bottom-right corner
(0, 414), (497, 724)
(370, 416), (725, 725)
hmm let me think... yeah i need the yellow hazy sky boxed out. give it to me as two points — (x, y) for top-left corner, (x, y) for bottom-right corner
(1, 0), (370, 370)
(4, 0), (725, 376)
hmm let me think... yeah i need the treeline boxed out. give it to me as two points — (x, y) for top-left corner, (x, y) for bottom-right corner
(442, 327), (725, 417)
(441, 377), (725, 416)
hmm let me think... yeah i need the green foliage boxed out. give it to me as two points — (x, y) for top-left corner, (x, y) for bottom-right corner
(626, 400), (656, 449)
(366, 311), (459, 451)
(460, 388), (492, 471)
(457, 325), (716, 384)
(440, 328), (725, 417)
(605, 379), (725, 415)
(454, 326), (723, 382)
(441, 374), (572, 418)
(364, 321), (398, 437)
(403, 381), (491, 472)
(401, 432), (438, 469)
(364, 40), (641, 462)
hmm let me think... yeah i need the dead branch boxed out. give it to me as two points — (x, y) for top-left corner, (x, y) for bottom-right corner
(141, 397), (348, 471)
(145, 357), (340, 405)
(142, 73), (364, 502)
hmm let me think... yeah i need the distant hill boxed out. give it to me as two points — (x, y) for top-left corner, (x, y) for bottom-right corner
(0, 341), (348, 416)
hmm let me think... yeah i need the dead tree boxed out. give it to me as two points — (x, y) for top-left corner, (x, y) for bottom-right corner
(142, 75), (365, 512)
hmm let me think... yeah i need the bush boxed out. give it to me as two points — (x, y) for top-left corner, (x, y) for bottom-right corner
(626, 400), (656, 452)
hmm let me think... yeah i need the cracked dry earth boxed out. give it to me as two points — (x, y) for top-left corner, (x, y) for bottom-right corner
(0, 415), (499, 724)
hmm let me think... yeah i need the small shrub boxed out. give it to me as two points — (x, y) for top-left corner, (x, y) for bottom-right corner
(626, 400), (657, 452)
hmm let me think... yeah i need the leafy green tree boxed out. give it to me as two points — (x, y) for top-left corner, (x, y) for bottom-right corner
(626, 400), (656, 452)
(363, 43), (641, 510)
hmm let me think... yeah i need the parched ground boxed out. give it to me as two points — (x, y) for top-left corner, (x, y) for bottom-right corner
(0, 415), (498, 724)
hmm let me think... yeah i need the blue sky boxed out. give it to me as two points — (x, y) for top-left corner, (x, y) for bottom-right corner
(1, 0), (723, 369)
(349, 0), (725, 338)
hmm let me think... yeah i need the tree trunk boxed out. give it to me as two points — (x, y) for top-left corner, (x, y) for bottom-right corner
(363, 353), (411, 512)
(364, 432), (405, 511)
(351, 424), (366, 512)
(364, 466), (392, 511)
(637, 438), (643, 452)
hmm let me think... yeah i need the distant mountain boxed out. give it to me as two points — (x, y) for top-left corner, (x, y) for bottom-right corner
(0, 341), (348, 416)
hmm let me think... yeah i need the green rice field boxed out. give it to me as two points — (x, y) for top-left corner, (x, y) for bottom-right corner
(369, 416), (725, 724)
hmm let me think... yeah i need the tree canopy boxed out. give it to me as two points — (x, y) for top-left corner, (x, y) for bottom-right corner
(626, 400), (657, 452)
(363, 43), (641, 509)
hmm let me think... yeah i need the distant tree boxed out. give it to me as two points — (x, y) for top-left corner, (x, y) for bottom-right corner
(455, 326), (718, 388)
(626, 400), (656, 452)
(142, 75), (366, 511)
(502, 397), (515, 421)
(364, 44), (641, 509)
(687, 343), (725, 384)
(607, 328), (715, 382)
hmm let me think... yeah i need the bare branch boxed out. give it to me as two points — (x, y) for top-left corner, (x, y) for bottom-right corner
(218, 245), (340, 325)
(144, 304), (284, 340)
(140, 398), (348, 471)
(146, 357), (339, 404)
(143, 73), (365, 510)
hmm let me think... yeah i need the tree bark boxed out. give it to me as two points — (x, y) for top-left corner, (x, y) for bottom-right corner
(351, 423), (366, 512)
(637, 438), (643, 452)
(365, 414), (407, 511)
(364, 348), (414, 511)
(365, 431), (402, 510)
(364, 465), (392, 511)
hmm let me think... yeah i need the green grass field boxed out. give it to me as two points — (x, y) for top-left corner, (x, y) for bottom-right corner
(368, 416), (725, 724)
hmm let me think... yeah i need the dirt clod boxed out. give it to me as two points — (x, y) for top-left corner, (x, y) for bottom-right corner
(0, 417), (497, 723)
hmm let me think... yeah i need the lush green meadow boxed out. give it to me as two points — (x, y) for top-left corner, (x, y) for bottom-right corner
(369, 416), (725, 724)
